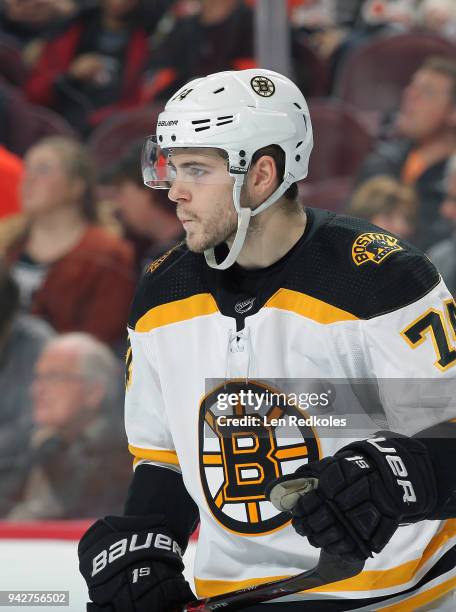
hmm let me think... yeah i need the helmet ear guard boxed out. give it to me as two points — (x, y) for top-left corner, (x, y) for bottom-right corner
(148, 69), (313, 269)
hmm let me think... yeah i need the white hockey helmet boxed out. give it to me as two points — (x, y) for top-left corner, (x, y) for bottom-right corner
(142, 68), (313, 269)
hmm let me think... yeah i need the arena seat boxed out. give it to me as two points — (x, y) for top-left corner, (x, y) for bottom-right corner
(293, 37), (330, 98)
(0, 83), (76, 155)
(307, 98), (373, 184)
(299, 177), (353, 213)
(88, 105), (163, 171)
(333, 31), (456, 115)
(21, 104), (76, 147)
(0, 39), (27, 87)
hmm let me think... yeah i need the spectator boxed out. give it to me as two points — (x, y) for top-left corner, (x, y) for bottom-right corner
(7, 333), (130, 520)
(102, 141), (184, 273)
(0, 145), (23, 219)
(356, 56), (456, 250)
(289, 0), (334, 30)
(347, 175), (417, 240)
(135, 0), (175, 33)
(0, 0), (86, 48)
(427, 154), (456, 296)
(4, 136), (135, 349)
(141, 0), (255, 104)
(25, 0), (150, 135)
(328, 0), (416, 88)
(0, 261), (55, 517)
(418, 0), (456, 39)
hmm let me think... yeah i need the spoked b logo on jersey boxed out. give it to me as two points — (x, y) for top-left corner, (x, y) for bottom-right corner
(199, 377), (456, 537)
(199, 379), (334, 536)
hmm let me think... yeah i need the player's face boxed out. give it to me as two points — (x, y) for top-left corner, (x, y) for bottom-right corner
(167, 150), (237, 253)
(397, 69), (455, 140)
(440, 171), (456, 226)
(31, 346), (90, 431)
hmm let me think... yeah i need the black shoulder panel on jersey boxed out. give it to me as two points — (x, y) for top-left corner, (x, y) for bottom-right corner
(284, 210), (440, 319)
(128, 241), (210, 329)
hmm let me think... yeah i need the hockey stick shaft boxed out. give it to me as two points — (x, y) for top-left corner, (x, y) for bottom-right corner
(182, 552), (364, 611)
(182, 476), (366, 610)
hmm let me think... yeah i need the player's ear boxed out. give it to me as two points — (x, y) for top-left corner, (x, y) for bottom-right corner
(247, 155), (277, 204)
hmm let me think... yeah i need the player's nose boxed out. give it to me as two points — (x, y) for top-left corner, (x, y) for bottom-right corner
(168, 179), (191, 204)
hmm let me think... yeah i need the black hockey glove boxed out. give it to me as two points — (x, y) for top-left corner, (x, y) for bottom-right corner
(266, 432), (437, 562)
(78, 515), (194, 612)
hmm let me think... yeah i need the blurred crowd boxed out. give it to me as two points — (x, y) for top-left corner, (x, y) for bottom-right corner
(0, 0), (455, 520)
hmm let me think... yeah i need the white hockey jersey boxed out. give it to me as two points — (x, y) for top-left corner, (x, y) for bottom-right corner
(125, 208), (456, 610)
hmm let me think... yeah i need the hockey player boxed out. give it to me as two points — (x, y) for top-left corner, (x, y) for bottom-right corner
(78, 69), (456, 611)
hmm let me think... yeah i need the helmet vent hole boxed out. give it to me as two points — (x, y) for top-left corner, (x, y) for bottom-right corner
(213, 87), (225, 94)
(195, 126), (211, 132)
(294, 102), (302, 109)
(192, 119), (210, 125)
(296, 141), (303, 148)
(216, 115), (234, 127)
(303, 115), (308, 129)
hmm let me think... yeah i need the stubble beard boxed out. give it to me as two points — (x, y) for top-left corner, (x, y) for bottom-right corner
(184, 203), (238, 253)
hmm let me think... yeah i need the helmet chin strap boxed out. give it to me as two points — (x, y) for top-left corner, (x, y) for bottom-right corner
(204, 172), (294, 270)
(204, 174), (248, 270)
(204, 206), (251, 270)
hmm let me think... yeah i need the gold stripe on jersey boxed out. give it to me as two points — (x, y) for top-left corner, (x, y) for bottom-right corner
(195, 520), (456, 598)
(135, 293), (218, 332)
(194, 574), (289, 598)
(265, 289), (359, 324)
(128, 445), (180, 467)
(310, 519), (456, 593)
(378, 575), (456, 611)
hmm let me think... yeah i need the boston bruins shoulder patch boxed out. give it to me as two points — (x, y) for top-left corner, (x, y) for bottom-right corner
(352, 232), (403, 266)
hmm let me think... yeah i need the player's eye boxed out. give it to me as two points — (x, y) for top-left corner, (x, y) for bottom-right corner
(185, 166), (208, 179)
